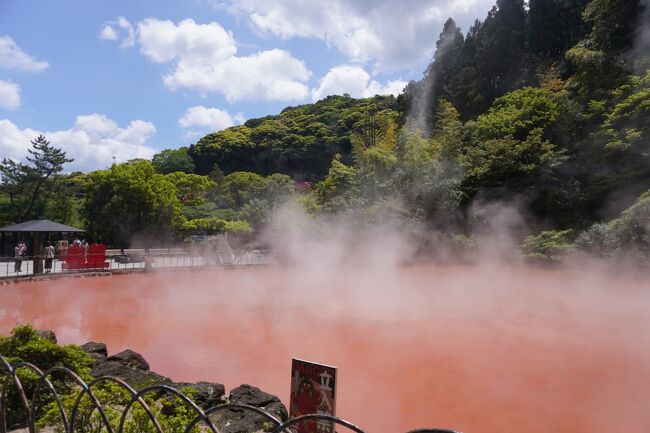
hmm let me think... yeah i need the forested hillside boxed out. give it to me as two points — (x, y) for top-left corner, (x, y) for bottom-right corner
(1, 0), (648, 262)
(188, 95), (398, 180)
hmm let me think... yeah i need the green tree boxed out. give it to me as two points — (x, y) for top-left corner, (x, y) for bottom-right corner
(164, 172), (216, 206)
(460, 128), (559, 196)
(565, 0), (644, 98)
(599, 69), (650, 150)
(314, 154), (358, 212)
(218, 171), (268, 209)
(350, 108), (398, 158)
(476, 87), (560, 140)
(43, 172), (86, 226)
(527, 0), (590, 59)
(0, 135), (73, 222)
(237, 174), (294, 228)
(576, 189), (650, 261)
(476, 0), (528, 105)
(81, 161), (183, 246)
(582, 0), (643, 54)
(180, 217), (252, 235)
(521, 229), (576, 262)
(188, 95), (398, 181)
(417, 18), (466, 128)
(152, 147), (195, 174)
(396, 128), (464, 226)
(431, 100), (464, 161)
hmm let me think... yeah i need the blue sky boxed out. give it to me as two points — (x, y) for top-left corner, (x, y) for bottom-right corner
(0, 0), (493, 172)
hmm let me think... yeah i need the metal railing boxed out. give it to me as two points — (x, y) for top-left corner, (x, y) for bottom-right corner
(0, 249), (272, 279)
(0, 356), (459, 433)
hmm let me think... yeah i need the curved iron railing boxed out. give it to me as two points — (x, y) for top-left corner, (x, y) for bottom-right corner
(0, 356), (460, 433)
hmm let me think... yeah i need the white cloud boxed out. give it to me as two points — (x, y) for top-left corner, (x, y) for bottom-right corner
(137, 18), (236, 63)
(0, 114), (157, 172)
(0, 80), (20, 110)
(0, 35), (49, 72)
(103, 17), (311, 101)
(99, 17), (135, 47)
(179, 105), (245, 138)
(99, 25), (118, 41)
(222, 0), (495, 72)
(163, 48), (311, 101)
(311, 65), (406, 101)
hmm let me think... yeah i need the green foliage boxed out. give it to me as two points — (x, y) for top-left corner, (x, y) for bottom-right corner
(430, 100), (464, 161)
(218, 172), (268, 209)
(614, 193), (649, 242)
(314, 155), (357, 212)
(152, 147), (195, 174)
(180, 216), (252, 234)
(576, 189), (650, 261)
(527, 0), (590, 59)
(0, 135), (73, 223)
(521, 229), (576, 262)
(81, 161), (184, 246)
(599, 69), (650, 150)
(164, 172), (216, 206)
(0, 325), (92, 429)
(188, 95), (398, 180)
(565, 45), (626, 97)
(39, 381), (203, 433)
(396, 129), (464, 226)
(43, 172), (86, 226)
(0, 325), (91, 375)
(582, 0), (643, 54)
(0, 326), (209, 433)
(460, 128), (559, 194)
(350, 108), (398, 157)
(211, 171), (295, 228)
(476, 87), (560, 140)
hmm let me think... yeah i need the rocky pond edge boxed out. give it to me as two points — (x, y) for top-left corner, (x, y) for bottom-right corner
(28, 330), (289, 433)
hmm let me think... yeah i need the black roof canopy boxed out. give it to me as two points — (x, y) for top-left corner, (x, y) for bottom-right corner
(0, 219), (85, 233)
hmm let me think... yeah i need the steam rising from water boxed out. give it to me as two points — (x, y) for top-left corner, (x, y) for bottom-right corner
(4, 198), (649, 433)
(629, 0), (650, 72)
(1, 261), (649, 433)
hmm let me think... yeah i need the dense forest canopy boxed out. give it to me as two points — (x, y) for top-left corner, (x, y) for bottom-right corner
(188, 94), (398, 180)
(1, 0), (649, 262)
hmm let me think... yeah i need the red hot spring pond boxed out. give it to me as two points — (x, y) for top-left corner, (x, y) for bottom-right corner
(1, 264), (649, 433)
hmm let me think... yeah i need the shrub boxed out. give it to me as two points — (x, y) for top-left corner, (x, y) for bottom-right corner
(521, 229), (576, 263)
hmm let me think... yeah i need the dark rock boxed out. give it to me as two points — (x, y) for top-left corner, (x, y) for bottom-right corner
(91, 361), (172, 390)
(229, 385), (285, 411)
(107, 349), (150, 370)
(173, 382), (226, 409)
(209, 385), (287, 433)
(81, 342), (108, 357)
(86, 352), (107, 366)
(35, 330), (57, 344)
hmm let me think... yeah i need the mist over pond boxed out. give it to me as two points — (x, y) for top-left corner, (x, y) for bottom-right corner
(1, 264), (648, 433)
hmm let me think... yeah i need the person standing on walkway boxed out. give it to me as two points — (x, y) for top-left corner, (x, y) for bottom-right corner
(14, 241), (25, 272)
(44, 241), (55, 273)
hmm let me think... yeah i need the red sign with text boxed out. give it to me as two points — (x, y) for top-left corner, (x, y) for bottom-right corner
(290, 358), (337, 433)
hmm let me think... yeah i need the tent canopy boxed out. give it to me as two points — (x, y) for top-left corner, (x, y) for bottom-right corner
(0, 219), (85, 233)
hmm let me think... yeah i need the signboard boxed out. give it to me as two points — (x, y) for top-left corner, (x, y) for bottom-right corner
(290, 358), (337, 433)
(190, 235), (207, 245)
(57, 240), (69, 252)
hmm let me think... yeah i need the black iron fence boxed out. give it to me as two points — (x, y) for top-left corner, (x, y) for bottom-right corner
(0, 249), (271, 279)
(0, 357), (459, 433)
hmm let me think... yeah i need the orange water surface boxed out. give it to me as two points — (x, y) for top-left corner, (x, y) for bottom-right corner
(0, 264), (649, 433)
